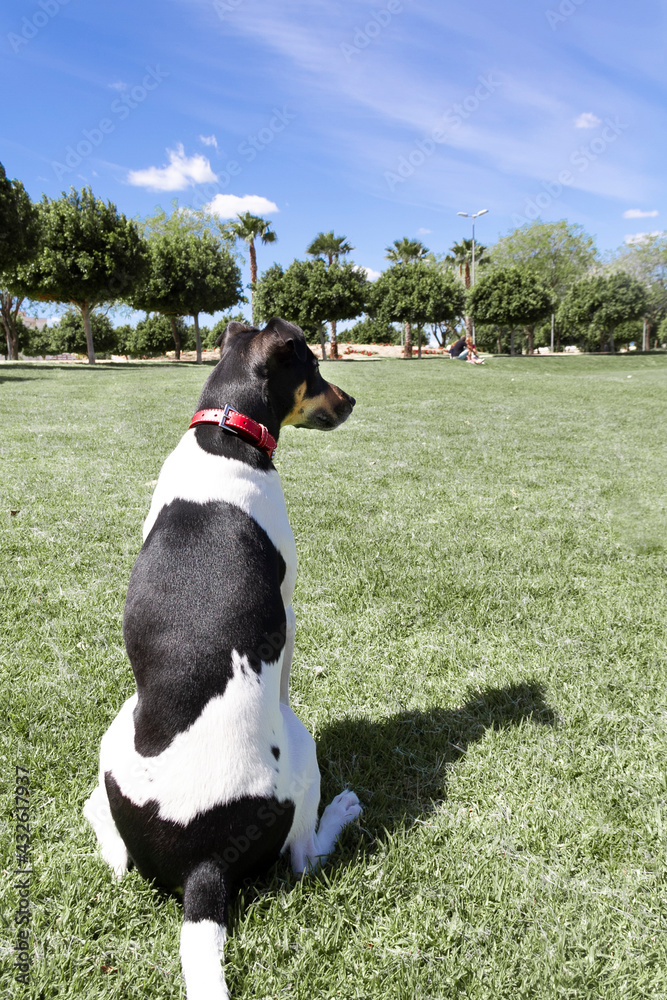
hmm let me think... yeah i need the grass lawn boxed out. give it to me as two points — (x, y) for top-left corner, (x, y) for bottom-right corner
(1, 353), (666, 999)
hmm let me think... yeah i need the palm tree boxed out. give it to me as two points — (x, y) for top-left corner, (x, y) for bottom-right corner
(306, 231), (354, 359)
(385, 237), (430, 264)
(384, 238), (430, 357)
(227, 213), (277, 323)
(446, 238), (487, 338)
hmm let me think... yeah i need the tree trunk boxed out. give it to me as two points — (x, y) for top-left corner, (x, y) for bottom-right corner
(194, 313), (202, 364)
(319, 326), (327, 361)
(510, 329), (516, 356)
(403, 321), (413, 359)
(526, 326), (534, 355)
(464, 313), (473, 340)
(496, 332), (502, 355)
(464, 261), (470, 290)
(329, 319), (339, 360)
(169, 316), (181, 360)
(609, 329), (615, 354)
(417, 327), (422, 359)
(249, 240), (257, 324)
(82, 302), (95, 364)
(550, 312), (555, 353)
(1, 291), (23, 360)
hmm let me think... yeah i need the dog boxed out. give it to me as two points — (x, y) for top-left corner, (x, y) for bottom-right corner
(84, 318), (361, 1000)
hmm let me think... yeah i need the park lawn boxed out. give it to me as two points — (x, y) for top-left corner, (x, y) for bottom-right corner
(1, 353), (666, 999)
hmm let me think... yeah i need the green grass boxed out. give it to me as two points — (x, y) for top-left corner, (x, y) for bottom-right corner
(1, 354), (666, 999)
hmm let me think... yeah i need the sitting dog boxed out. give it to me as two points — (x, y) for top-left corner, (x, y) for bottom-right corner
(84, 318), (361, 1000)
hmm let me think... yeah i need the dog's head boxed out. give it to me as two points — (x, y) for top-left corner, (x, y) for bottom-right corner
(213, 317), (355, 432)
(262, 318), (355, 431)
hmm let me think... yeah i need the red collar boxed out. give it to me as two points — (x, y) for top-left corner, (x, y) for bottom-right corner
(189, 405), (277, 460)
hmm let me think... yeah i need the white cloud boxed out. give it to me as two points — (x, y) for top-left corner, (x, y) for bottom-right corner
(126, 144), (217, 191)
(574, 112), (602, 128)
(108, 80), (127, 91)
(416, 227), (432, 235)
(623, 208), (659, 219)
(205, 194), (279, 218)
(199, 134), (218, 149)
(624, 230), (663, 245)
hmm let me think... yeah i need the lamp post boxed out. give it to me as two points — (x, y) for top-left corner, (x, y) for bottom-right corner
(457, 209), (488, 344)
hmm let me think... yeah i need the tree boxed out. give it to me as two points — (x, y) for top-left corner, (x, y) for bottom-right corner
(380, 239), (431, 356)
(608, 234), (667, 349)
(557, 272), (647, 353)
(0, 163), (40, 360)
(368, 260), (465, 358)
(131, 219), (243, 364)
(15, 187), (147, 364)
(226, 213), (277, 323)
(46, 309), (119, 355)
(345, 316), (399, 344)
(120, 315), (191, 358)
(254, 258), (367, 358)
(468, 267), (553, 355)
(490, 221), (597, 351)
(306, 231), (354, 359)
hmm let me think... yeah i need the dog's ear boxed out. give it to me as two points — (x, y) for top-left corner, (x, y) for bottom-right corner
(216, 320), (253, 351)
(261, 317), (307, 361)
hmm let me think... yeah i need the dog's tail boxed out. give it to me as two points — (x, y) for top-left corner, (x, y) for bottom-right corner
(180, 860), (231, 1000)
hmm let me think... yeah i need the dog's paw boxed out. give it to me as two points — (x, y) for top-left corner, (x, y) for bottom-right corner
(324, 790), (362, 827)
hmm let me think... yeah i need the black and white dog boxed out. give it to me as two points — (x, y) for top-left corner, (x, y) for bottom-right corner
(84, 318), (361, 999)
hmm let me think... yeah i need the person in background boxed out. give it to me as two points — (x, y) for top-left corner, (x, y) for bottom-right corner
(447, 334), (467, 358)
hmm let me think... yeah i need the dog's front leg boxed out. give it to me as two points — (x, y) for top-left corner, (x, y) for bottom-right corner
(279, 604), (296, 706)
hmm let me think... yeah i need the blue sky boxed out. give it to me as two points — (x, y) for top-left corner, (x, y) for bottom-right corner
(2, 0), (665, 321)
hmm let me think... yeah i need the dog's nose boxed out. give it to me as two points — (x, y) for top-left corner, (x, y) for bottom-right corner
(347, 394), (356, 407)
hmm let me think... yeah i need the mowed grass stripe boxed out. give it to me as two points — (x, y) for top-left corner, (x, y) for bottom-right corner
(1, 354), (665, 999)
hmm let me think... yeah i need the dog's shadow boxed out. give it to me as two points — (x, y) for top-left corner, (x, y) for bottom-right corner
(315, 680), (555, 848)
(232, 680), (555, 920)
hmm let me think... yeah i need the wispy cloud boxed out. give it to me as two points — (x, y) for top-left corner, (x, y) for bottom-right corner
(623, 208), (659, 219)
(127, 144), (217, 191)
(206, 193), (279, 217)
(574, 112), (602, 128)
(416, 227), (432, 235)
(199, 134), (218, 149)
(108, 80), (127, 91)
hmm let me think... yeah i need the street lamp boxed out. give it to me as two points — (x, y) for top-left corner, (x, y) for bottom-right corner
(457, 209), (489, 344)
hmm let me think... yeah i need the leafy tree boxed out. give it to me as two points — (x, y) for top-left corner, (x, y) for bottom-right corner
(490, 221), (597, 351)
(369, 260), (465, 358)
(120, 315), (191, 358)
(377, 239), (432, 357)
(557, 272), (647, 353)
(468, 267), (553, 355)
(131, 219), (243, 364)
(254, 258), (366, 359)
(15, 187), (147, 364)
(226, 213), (277, 322)
(0, 163), (41, 359)
(306, 231), (354, 358)
(608, 234), (667, 349)
(345, 315), (399, 345)
(132, 208), (242, 360)
(46, 309), (119, 355)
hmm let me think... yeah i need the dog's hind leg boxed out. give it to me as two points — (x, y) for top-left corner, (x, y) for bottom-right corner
(290, 790), (362, 874)
(180, 861), (230, 1000)
(83, 783), (129, 880)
